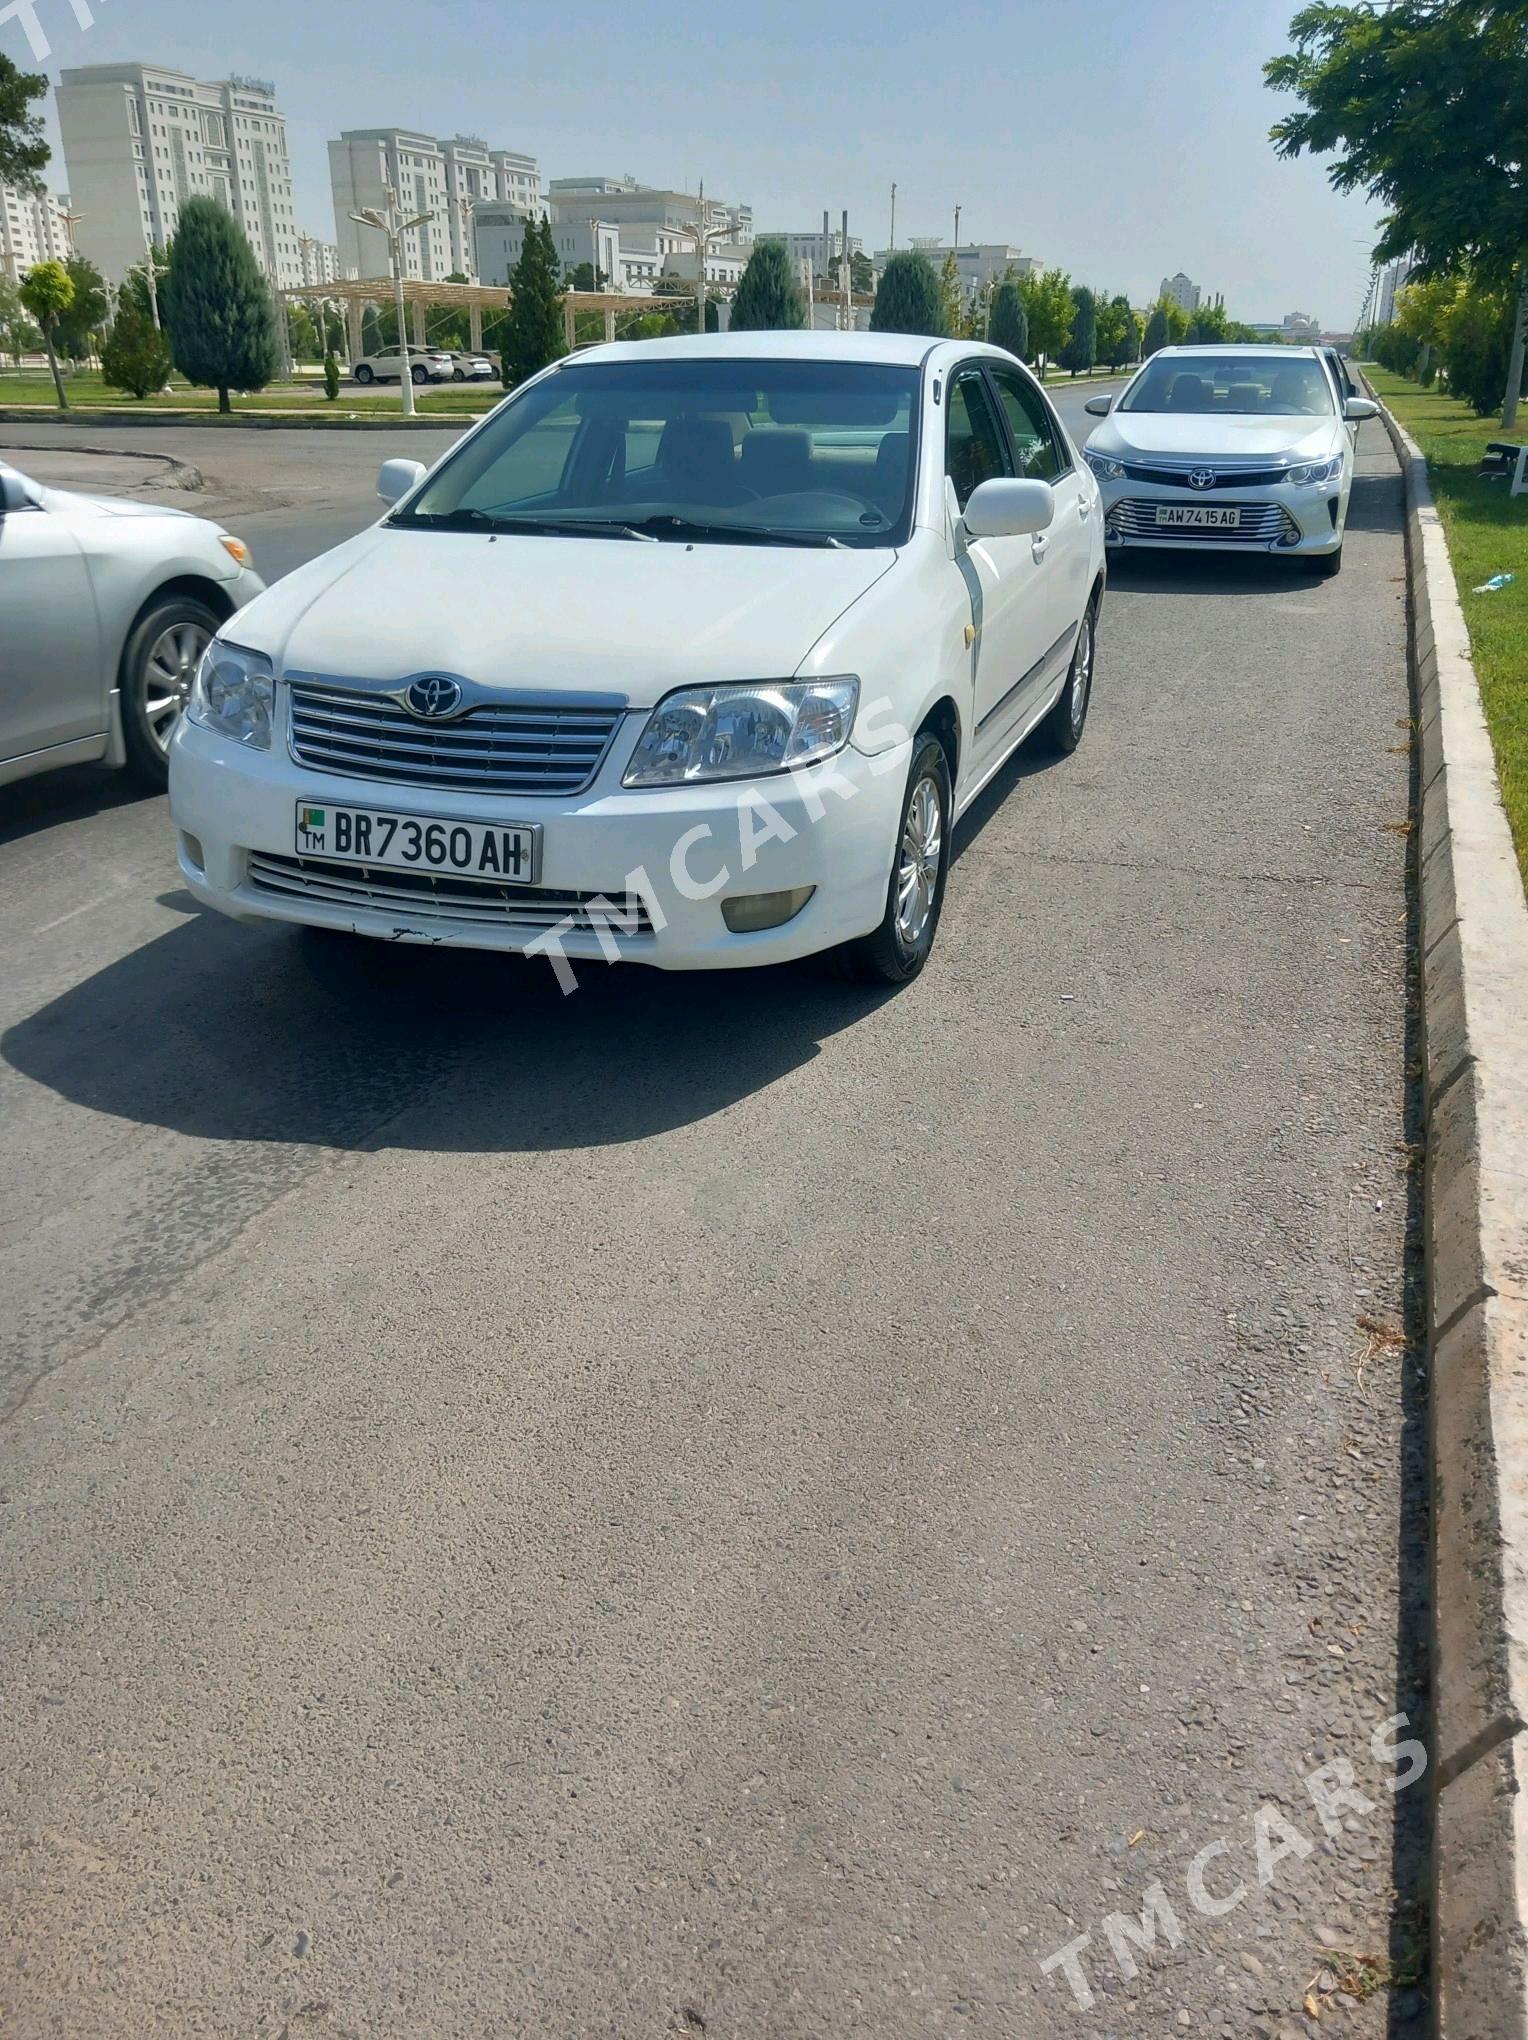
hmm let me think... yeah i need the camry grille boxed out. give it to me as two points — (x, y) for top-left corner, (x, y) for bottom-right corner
(247, 852), (654, 935)
(287, 680), (626, 796)
(1105, 499), (1300, 544)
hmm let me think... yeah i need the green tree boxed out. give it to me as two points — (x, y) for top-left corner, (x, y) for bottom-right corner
(937, 250), (965, 337)
(162, 195), (278, 413)
(987, 276), (1029, 359)
(1018, 267), (1074, 365)
(1267, 0), (1528, 424)
(50, 256), (109, 363)
(1143, 303), (1170, 356)
(1096, 294), (1138, 369)
(361, 304), (383, 356)
(870, 250), (945, 337)
(730, 239), (806, 330)
(19, 260), (73, 409)
(0, 52), (48, 191)
(322, 350), (341, 400)
(287, 303), (319, 362)
(1395, 271), (1455, 381)
(1442, 279), (1525, 414)
(504, 217), (566, 387)
(100, 295), (173, 398)
(0, 273), (35, 367)
(1060, 285), (1097, 374)
(827, 249), (875, 295)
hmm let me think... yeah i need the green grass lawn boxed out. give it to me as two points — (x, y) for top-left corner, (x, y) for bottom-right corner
(0, 368), (497, 417)
(1366, 365), (1528, 889)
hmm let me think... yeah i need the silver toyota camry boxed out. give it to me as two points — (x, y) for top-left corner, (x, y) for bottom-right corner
(0, 456), (264, 790)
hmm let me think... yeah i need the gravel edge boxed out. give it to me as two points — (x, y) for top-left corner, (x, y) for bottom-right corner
(1372, 387), (1528, 2037)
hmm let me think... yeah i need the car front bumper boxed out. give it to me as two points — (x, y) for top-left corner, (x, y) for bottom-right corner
(168, 713), (907, 972)
(1097, 475), (1345, 555)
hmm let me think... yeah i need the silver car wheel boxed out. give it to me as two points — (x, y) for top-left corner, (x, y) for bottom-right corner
(895, 773), (943, 950)
(1070, 610), (1094, 734)
(140, 620), (210, 755)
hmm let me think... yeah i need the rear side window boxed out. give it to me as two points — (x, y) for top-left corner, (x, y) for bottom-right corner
(945, 370), (1012, 510)
(987, 367), (1067, 482)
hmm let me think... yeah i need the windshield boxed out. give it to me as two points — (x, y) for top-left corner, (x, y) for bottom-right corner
(396, 357), (920, 547)
(1119, 355), (1334, 417)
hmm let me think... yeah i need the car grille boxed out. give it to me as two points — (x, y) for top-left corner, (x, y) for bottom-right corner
(287, 681), (626, 797)
(1121, 460), (1290, 489)
(1106, 499), (1299, 544)
(246, 852), (654, 935)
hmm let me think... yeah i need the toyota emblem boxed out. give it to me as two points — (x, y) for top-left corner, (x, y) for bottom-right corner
(1187, 469), (1217, 492)
(404, 675), (463, 719)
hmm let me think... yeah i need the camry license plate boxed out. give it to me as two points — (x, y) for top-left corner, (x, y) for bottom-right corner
(294, 802), (540, 883)
(1155, 504), (1243, 529)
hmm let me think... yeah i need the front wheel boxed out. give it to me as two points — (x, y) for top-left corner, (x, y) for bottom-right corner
(120, 593), (219, 788)
(353, 363), (374, 384)
(1037, 593), (1099, 754)
(835, 733), (952, 985)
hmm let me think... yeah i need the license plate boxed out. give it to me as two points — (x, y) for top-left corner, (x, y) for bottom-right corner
(1155, 504), (1243, 528)
(294, 802), (540, 883)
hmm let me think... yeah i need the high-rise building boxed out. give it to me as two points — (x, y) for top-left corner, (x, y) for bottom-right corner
(1159, 271), (1202, 314)
(57, 63), (302, 284)
(296, 235), (345, 287)
(329, 130), (540, 281)
(0, 182), (72, 280)
(1375, 256), (1411, 327)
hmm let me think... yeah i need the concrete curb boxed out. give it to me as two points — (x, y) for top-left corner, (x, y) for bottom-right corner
(1373, 387), (1528, 2036)
(0, 407), (484, 432)
(4, 440), (206, 491)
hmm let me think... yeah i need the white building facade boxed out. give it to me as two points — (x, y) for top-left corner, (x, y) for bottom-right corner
(1159, 270), (1202, 313)
(296, 235), (346, 287)
(330, 129), (540, 282)
(547, 175), (752, 246)
(474, 207), (622, 291)
(0, 181), (72, 281)
(756, 227), (864, 281)
(873, 242), (1035, 295)
(57, 64), (302, 284)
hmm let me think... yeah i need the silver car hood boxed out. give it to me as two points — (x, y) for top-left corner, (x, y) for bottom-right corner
(42, 484), (198, 522)
(1093, 414), (1338, 462)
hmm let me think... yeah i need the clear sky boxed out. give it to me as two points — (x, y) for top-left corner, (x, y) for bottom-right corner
(18, 0), (1381, 326)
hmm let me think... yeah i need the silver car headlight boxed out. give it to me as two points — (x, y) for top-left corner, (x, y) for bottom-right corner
(1084, 448), (1125, 480)
(623, 678), (859, 788)
(187, 639), (274, 749)
(1285, 455), (1342, 486)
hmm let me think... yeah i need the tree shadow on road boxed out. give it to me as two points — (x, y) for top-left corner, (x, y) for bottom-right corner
(0, 905), (892, 1155)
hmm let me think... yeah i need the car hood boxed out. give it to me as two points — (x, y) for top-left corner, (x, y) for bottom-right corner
(1093, 414), (1338, 461)
(43, 484), (198, 521)
(232, 524), (897, 705)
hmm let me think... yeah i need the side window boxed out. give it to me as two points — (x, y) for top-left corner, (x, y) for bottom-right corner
(988, 367), (1067, 483)
(945, 370), (1012, 511)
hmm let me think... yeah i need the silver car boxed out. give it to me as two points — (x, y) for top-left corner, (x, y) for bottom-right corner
(350, 348), (455, 387)
(0, 457), (264, 790)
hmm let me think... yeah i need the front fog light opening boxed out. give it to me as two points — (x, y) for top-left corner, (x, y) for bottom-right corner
(721, 886), (815, 934)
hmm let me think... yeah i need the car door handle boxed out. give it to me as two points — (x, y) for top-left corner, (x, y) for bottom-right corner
(1077, 493), (1093, 520)
(1031, 533), (1050, 560)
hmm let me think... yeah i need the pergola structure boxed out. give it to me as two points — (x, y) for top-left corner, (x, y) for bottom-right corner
(275, 278), (697, 360)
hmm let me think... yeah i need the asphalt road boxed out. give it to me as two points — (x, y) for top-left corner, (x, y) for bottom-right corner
(0, 395), (1428, 2037)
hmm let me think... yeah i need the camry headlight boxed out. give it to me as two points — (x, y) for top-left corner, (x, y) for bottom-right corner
(1285, 455), (1342, 486)
(1085, 448), (1125, 480)
(187, 639), (274, 749)
(623, 678), (859, 788)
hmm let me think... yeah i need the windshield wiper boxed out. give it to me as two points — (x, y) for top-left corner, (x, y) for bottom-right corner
(393, 508), (656, 541)
(625, 514), (847, 549)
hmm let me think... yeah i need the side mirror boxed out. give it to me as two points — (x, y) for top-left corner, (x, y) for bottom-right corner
(962, 477), (1055, 541)
(1344, 397), (1380, 422)
(1083, 394), (1115, 417)
(377, 457), (426, 506)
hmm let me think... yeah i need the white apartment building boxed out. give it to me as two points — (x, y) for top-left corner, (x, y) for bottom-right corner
(0, 181), (72, 281)
(57, 64), (302, 285)
(296, 236), (346, 287)
(547, 175), (752, 246)
(474, 206), (621, 291)
(1376, 256), (1411, 327)
(1159, 270), (1202, 313)
(330, 129), (540, 281)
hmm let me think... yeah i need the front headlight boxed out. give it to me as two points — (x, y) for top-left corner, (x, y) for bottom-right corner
(1084, 448), (1125, 480)
(187, 639), (274, 749)
(1285, 455), (1343, 486)
(623, 678), (859, 788)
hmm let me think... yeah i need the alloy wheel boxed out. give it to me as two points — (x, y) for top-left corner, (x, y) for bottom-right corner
(139, 620), (210, 756)
(1071, 611), (1094, 734)
(895, 773), (944, 950)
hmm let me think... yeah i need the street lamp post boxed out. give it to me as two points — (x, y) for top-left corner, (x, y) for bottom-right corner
(682, 180), (733, 337)
(349, 185), (433, 416)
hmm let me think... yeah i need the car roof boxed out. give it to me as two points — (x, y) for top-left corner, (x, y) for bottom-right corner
(1146, 343), (1324, 361)
(563, 330), (952, 370)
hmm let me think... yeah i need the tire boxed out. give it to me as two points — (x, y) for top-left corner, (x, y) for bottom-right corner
(1312, 545), (1343, 578)
(411, 364), (428, 385)
(120, 592), (220, 789)
(835, 733), (953, 985)
(452, 366), (465, 382)
(353, 363), (374, 384)
(1037, 590), (1099, 755)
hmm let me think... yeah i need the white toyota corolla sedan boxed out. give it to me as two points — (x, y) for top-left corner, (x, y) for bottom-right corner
(170, 332), (1105, 983)
(1079, 344), (1378, 577)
